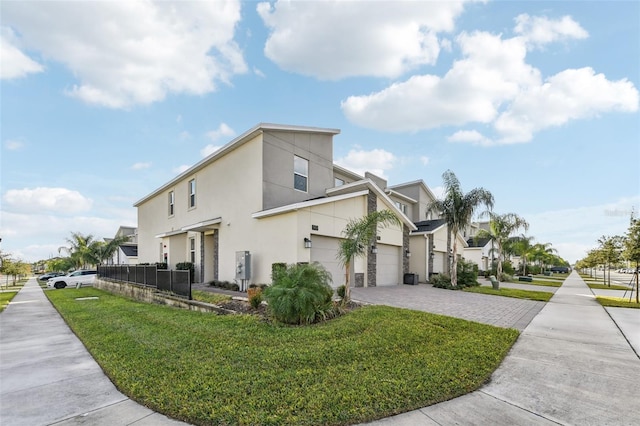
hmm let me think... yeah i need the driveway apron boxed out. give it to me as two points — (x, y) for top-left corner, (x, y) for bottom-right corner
(362, 272), (640, 425)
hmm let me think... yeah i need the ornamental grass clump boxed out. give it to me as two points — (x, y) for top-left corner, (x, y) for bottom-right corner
(263, 262), (335, 325)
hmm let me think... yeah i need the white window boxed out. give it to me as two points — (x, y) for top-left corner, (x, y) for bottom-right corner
(168, 191), (175, 216)
(294, 156), (308, 192)
(189, 238), (196, 264)
(395, 201), (407, 214)
(188, 179), (196, 208)
(335, 177), (344, 187)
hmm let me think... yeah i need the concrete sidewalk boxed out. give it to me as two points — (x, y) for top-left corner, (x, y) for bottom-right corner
(365, 271), (640, 425)
(0, 278), (189, 426)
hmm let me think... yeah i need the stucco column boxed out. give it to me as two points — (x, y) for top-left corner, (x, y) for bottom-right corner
(367, 191), (377, 287)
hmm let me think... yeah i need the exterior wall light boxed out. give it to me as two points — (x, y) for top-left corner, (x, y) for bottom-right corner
(371, 245), (378, 254)
(405, 249), (411, 258)
(304, 237), (312, 249)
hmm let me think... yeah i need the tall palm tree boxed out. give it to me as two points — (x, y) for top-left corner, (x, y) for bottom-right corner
(475, 213), (529, 280)
(531, 242), (556, 273)
(337, 210), (401, 302)
(427, 170), (494, 287)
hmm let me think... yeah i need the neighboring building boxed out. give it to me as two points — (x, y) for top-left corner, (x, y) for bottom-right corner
(134, 123), (415, 289)
(106, 226), (138, 265)
(464, 237), (492, 273)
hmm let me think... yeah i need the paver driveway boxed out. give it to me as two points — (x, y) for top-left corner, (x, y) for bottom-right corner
(351, 284), (545, 330)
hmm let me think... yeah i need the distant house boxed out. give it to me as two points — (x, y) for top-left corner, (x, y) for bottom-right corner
(464, 236), (492, 273)
(106, 226), (138, 265)
(133, 123), (475, 288)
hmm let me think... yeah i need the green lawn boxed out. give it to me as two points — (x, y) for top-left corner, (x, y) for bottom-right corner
(511, 279), (562, 287)
(46, 288), (519, 425)
(587, 283), (631, 291)
(192, 289), (232, 305)
(596, 296), (640, 309)
(0, 291), (19, 312)
(465, 286), (553, 302)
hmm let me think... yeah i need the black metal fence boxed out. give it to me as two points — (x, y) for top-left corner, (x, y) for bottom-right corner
(98, 265), (191, 300)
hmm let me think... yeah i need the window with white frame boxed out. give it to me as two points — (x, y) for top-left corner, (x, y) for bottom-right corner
(294, 155), (308, 192)
(395, 201), (407, 214)
(168, 191), (175, 216)
(188, 179), (196, 208)
(189, 237), (196, 264)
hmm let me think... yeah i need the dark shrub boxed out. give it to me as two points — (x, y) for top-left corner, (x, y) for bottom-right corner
(176, 262), (195, 283)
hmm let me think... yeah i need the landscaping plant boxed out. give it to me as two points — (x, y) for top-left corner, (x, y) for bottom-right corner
(263, 262), (335, 325)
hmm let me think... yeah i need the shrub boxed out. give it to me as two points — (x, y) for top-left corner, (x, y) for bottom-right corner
(176, 262), (195, 283)
(431, 260), (479, 290)
(263, 262), (335, 325)
(155, 262), (168, 270)
(249, 291), (263, 309)
(336, 285), (346, 299)
(271, 262), (287, 282)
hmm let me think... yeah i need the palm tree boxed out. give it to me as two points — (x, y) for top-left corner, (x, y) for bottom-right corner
(337, 210), (401, 302)
(427, 170), (494, 287)
(96, 235), (135, 265)
(475, 213), (529, 280)
(59, 232), (102, 269)
(531, 242), (556, 274)
(509, 234), (535, 275)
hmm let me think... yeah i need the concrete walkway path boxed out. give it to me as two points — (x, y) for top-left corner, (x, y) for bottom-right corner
(364, 271), (640, 425)
(0, 278), (188, 426)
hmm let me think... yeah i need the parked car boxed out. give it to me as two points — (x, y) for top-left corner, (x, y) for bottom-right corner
(38, 272), (65, 282)
(550, 266), (570, 274)
(47, 270), (97, 289)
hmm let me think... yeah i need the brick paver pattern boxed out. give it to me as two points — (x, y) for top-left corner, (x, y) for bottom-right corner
(351, 284), (545, 330)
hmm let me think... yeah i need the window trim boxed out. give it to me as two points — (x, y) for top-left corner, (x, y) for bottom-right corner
(168, 190), (175, 216)
(294, 155), (309, 192)
(188, 178), (196, 209)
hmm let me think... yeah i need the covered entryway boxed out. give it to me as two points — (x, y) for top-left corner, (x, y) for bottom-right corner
(310, 236), (346, 288)
(376, 244), (400, 286)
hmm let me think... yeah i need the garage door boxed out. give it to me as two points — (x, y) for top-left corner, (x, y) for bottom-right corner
(376, 244), (400, 286)
(310, 236), (345, 288)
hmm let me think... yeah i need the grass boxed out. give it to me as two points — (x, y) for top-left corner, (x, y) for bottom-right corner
(46, 287), (519, 426)
(511, 279), (562, 287)
(0, 291), (19, 312)
(192, 290), (232, 305)
(587, 283), (631, 291)
(464, 286), (553, 302)
(595, 296), (640, 309)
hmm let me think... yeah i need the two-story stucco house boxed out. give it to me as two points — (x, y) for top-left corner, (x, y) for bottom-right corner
(134, 123), (417, 289)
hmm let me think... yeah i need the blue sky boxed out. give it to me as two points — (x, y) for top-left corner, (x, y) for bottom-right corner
(1, 0), (638, 265)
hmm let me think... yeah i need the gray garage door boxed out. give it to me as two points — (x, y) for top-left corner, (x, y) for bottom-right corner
(376, 244), (400, 286)
(310, 236), (345, 288)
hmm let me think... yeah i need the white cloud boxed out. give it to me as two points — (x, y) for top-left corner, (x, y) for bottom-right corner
(514, 14), (588, 48)
(342, 16), (639, 144)
(420, 156), (430, 166)
(206, 123), (236, 141)
(2, 1), (247, 108)
(4, 139), (24, 150)
(173, 165), (191, 175)
(524, 195), (639, 263)
(0, 28), (43, 79)
(335, 148), (397, 179)
(3, 187), (92, 214)
(448, 130), (492, 146)
(253, 67), (266, 78)
(258, 0), (470, 80)
(200, 145), (222, 158)
(131, 162), (151, 170)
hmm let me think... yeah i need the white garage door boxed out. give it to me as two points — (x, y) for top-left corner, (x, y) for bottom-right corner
(376, 244), (400, 286)
(310, 236), (345, 288)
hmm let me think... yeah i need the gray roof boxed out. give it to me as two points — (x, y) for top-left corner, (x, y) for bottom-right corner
(413, 219), (446, 233)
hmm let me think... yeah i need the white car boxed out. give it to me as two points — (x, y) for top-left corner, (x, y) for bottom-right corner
(47, 270), (97, 289)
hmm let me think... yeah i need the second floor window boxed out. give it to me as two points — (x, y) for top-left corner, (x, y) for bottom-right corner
(395, 201), (407, 214)
(168, 191), (174, 216)
(294, 155), (308, 192)
(190, 237), (196, 264)
(188, 179), (196, 208)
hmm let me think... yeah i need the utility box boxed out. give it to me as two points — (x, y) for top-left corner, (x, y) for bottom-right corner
(235, 251), (251, 281)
